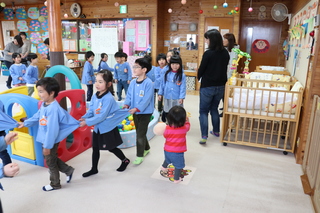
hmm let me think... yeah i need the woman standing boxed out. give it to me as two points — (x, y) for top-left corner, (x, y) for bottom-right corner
(223, 33), (239, 79)
(19, 32), (31, 66)
(197, 29), (230, 144)
(3, 35), (23, 89)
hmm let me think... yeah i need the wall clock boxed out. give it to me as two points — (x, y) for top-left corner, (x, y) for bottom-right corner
(70, 3), (81, 18)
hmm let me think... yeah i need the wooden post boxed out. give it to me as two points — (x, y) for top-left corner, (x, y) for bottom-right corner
(47, 0), (67, 109)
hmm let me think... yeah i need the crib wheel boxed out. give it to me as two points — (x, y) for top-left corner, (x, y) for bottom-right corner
(283, 151), (288, 155)
(223, 142), (227, 146)
(281, 136), (286, 139)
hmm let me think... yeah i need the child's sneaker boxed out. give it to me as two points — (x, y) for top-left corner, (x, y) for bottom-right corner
(210, 131), (220, 137)
(199, 137), (207, 144)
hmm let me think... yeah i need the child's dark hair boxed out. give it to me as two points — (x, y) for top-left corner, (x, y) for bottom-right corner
(144, 55), (152, 64)
(44, 38), (49, 46)
(123, 52), (128, 60)
(12, 53), (21, 59)
(167, 106), (186, 128)
(98, 70), (115, 96)
(164, 55), (183, 82)
(36, 77), (60, 98)
(114, 51), (123, 58)
(85, 51), (95, 60)
(98, 53), (108, 70)
(156, 53), (166, 63)
(135, 58), (152, 73)
(27, 53), (38, 62)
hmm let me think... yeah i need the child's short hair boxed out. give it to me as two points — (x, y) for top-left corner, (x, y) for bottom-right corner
(114, 51), (123, 58)
(98, 70), (115, 96)
(135, 58), (152, 73)
(167, 106), (186, 128)
(85, 51), (95, 60)
(27, 53), (38, 62)
(12, 53), (21, 59)
(44, 38), (49, 46)
(156, 53), (166, 62)
(36, 77), (60, 98)
(144, 55), (152, 63)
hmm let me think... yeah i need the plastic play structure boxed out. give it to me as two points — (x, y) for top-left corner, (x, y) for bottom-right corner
(0, 66), (91, 166)
(0, 65), (157, 166)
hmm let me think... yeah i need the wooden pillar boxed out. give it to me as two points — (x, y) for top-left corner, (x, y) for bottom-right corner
(47, 0), (65, 84)
(47, 0), (67, 109)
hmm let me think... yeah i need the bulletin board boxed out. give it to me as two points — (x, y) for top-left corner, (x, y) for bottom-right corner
(91, 27), (118, 54)
(286, 0), (318, 86)
(125, 20), (150, 51)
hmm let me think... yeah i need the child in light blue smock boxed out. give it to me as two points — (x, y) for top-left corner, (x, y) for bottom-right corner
(97, 53), (114, 71)
(81, 51), (97, 101)
(114, 51), (132, 101)
(25, 53), (39, 96)
(80, 70), (130, 177)
(9, 53), (27, 87)
(19, 77), (79, 192)
(158, 55), (186, 122)
(123, 58), (154, 165)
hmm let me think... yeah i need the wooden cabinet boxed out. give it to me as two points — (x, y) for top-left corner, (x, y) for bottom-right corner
(69, 66), (83, 80)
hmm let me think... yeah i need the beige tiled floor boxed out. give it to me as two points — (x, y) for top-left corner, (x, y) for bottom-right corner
(0, 74), (314, 213)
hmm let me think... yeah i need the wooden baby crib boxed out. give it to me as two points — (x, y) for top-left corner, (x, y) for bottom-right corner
(221, 78), (304, 155)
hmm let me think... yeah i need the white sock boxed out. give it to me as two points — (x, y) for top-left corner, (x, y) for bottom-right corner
(43, 185), (54, 191)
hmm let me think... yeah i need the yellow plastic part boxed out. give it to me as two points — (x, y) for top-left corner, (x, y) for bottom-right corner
(10, 131), (36, 160)
(32, 85), (40, 100)
(0, 86), (28, 95)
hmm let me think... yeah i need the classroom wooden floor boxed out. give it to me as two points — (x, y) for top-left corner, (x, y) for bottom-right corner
(0, 74), (314, 213)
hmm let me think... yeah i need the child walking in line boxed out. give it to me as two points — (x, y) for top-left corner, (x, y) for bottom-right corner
(9, 53), (27, 87)
(81, 51), (97, 102)
(25, 53), (39, 96)
(160, 106), (190, 183)
(97, 53), (114, 72)
(158, 55), (186, 122)
(154, 53), (167, 113)
(123, 58), (154, 165)
(80, 70), (130, 177)
(114, 51), (132, 101)
(18, 77), (79, 191)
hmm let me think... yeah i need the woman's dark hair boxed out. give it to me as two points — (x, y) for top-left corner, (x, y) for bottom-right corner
(36, 77), (60, 98)
(44, 38), (49, 46)
(97, 70), (115, 96)
(98, 53), (108, 70)
(13, 35), (23, 47)
(165, 55), (183, 83)
(27, 53), (38, 62)
(223, 33), (237, 52)
(19, 32), (27, 38)
(204, 29), (224, 51)
(135, 58), (152, 73)
(167, 106), (187, 128)
(85, 51), (95, 60)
